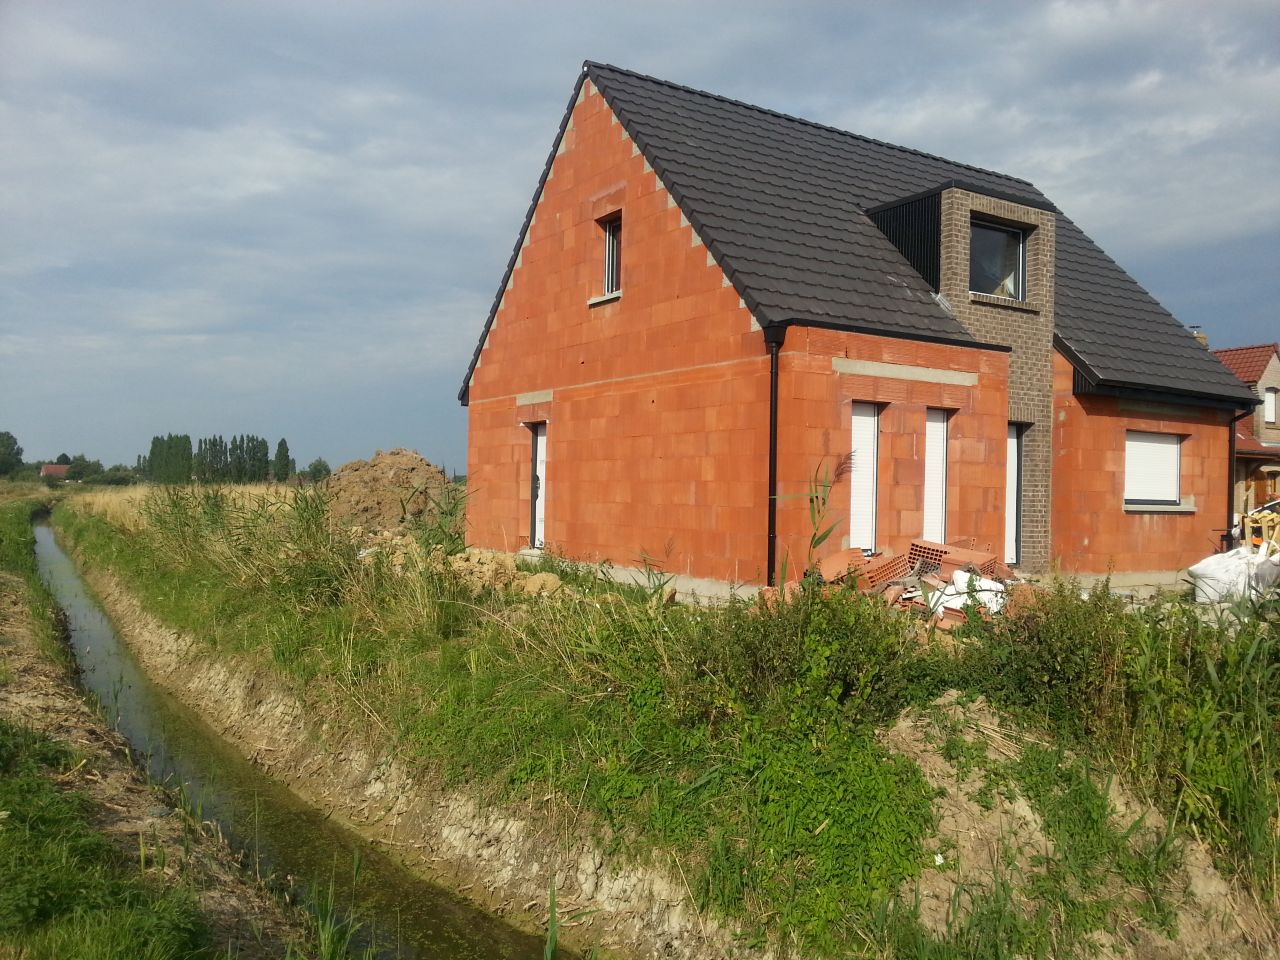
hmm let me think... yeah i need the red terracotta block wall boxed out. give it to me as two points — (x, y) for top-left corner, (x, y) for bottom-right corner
(774, 329), (1011, 575)
(1051, 353), (1230, 574)
(465, 79), (770, 583)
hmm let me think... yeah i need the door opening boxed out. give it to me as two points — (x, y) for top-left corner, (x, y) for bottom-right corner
(849, 403), (879, 552)
(528, 423), (547, 549)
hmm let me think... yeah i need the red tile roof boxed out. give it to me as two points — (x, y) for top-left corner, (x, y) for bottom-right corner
(1235, 415), (1280, 458)
(39, 464), (70, 478)
(1213, 343), (1279, 385)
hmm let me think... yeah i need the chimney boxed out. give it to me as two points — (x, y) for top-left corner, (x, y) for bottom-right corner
(1189, 325), (1208, 347)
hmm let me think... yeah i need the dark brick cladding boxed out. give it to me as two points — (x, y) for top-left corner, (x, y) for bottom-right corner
(939, 188), (1056, 574)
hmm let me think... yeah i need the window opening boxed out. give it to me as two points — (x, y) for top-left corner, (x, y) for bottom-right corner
(970, 220), (1025, 300)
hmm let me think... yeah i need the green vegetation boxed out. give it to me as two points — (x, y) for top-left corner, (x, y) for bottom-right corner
(304, 457), (332, 482)
(966, 581), (1280, 896)
(0, 498), (208, 958)
(0, 719), (209, 960)
(274, 438), (296, 482)
(0, 496), (381, 959)
(53, 488), (1280, 957)
(0, 431), (24, 477)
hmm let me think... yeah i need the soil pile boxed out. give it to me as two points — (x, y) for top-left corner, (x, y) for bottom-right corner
(881, 691), (1273, 957)
(325, 448), (449, 532)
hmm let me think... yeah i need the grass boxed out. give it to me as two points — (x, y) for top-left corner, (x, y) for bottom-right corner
(0, 718), (211, 960)
(58, 485), (1280, 957)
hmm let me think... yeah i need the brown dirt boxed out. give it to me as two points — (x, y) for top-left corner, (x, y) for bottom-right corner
(881, 690), (1276, 958)
(0, 571), (309, 959)
(880, 691), (1053, 935)
(324, 448), (449, 533)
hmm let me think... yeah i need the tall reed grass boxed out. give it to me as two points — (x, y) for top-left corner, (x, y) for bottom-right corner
(54, 486), (1280, 955)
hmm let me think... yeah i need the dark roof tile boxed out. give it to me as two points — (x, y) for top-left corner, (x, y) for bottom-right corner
(586, 62), (1254, 404)
(458, 63), (1254, 405)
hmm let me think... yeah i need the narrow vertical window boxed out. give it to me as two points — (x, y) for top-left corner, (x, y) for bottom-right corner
(529, 422), (547, 549)
(1005, 424), (1023, 565)
(1266, 388), (1277, 425)
(602, 215), (622, 296)
(849, 403), (879, 552)
(923, 409), (949, 542)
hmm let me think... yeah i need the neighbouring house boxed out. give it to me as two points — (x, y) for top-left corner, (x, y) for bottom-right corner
(459, 62), (1256, 591)
(1213, 343), (1280, 513)
(39, 464), (70, 480)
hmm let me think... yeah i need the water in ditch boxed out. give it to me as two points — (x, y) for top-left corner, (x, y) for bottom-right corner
(32, 522), (549, 960)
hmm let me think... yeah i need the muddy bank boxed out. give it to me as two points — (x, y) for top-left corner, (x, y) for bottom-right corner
(0, 569), (308, 958)
(69, 558), (752, 960)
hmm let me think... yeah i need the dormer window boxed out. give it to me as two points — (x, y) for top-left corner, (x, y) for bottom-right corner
(970, 220), (1025, 300)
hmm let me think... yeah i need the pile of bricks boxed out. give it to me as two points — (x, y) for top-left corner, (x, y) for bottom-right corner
(814, 538), (1017, 631)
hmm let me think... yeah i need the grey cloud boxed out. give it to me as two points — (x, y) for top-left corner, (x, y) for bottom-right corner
(1, 0), (1276, 468)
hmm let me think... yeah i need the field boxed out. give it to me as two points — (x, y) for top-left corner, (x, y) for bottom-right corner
(53, 483), (1280, 958)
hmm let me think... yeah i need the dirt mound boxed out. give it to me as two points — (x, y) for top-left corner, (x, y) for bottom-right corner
(325, 448), (449, 532)
(881, 691), (1274, 957)
(881, 692), (1052, 935)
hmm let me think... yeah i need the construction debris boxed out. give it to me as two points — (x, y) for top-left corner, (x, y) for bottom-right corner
(1188, 540), (1280, 603)
(815, 538), (1021, 630)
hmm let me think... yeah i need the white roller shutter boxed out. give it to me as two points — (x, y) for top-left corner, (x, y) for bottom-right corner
(849, 404), (879, 551)
(1266, 389), (1277, 424)
(923, 409), (949, 542)
(1124, 431), (1180, 504)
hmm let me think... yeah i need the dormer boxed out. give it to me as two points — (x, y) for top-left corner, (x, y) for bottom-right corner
(868, 179), (1056, 316)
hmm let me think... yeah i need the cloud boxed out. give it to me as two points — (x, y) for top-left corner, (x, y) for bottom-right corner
(1, 0), (1276, 468)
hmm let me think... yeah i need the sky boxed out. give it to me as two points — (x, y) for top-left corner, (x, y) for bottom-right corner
(2, 1), (1278, 471)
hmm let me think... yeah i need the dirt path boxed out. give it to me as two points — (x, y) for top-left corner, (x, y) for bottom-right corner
(0, 570), (310, 959)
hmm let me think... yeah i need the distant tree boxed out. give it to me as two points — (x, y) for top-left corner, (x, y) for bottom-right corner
(90, 465), (137, 486)
(55, 453), (71, 466)
(143, 434), (192, 483)
(66, 455), (104, 482)
(0, 432), (21, 476)
(272, 438), (292, 482)
(304, 458), (331, 483)
(250, 435), (270, 482)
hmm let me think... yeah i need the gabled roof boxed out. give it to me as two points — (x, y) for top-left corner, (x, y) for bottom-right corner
(39, 464), (69, 478)
(460, 62), (1255, 406)
(1213, 344), (1279, 386)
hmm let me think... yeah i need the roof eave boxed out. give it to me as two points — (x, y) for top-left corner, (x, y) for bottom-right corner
(1055, 334), (1257, 411)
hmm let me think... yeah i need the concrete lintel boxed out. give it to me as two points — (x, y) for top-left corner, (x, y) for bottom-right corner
(831, 356), (978, 386)
(515, 389), (553, 406)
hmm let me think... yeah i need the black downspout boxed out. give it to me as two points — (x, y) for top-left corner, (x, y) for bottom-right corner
(1225, 407), (1253, 550)
(765, 323), (788, 586)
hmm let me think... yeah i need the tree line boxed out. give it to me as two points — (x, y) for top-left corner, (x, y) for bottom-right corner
(137, 434), (330, 484)
(139, 434), (290, 483)
(0, 428), (331, 486)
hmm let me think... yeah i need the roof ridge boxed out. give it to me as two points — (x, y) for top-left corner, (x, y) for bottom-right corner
(1213, 343), (1280, 355)
(583, 60), (1040, 194)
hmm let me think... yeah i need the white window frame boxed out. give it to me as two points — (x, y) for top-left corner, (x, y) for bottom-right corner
(1265, 388), (1277, 425)
(602, 215), (621, 296)
(1124, 431), (1181, 506)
